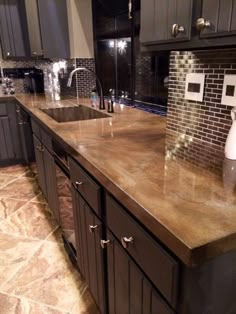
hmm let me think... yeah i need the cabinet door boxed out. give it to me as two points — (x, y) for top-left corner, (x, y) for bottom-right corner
(0, 116), (15, 161)
(37, 0), (70, 58)
(140, 0), (192, 44)
(75, 193), (105, 313)
(106, 231), (174, 314)
(33, 135), (47, 198)
(0, 1), (13, 57)
(24, 0), (43, 56)
(199, 0), (236, 37)
(43, 148), (59, 223)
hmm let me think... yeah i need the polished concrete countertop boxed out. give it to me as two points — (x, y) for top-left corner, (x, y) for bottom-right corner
(5, 93), (236, 266)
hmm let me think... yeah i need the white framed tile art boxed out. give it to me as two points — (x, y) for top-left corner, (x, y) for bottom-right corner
(222, 75), (236, 106)
(184, 73), (205, 102)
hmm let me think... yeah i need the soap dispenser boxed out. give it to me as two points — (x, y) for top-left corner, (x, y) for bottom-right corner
(225, 107), (236, 160)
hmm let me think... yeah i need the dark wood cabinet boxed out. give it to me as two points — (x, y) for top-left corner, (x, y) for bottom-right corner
(71, 185), (106, 313)
(37, 0), (94, 58)
(32, 125), (59, 221)
(33, 134), (47, 197)
(140, 0), (193, 44)
(105, 231), (174, 314)
(0, 101), (22, 165)
(198, 0), (236, 38)
(0, 0), (42, 58)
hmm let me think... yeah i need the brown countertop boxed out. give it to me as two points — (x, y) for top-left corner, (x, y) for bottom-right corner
(5, 93), (236, 266)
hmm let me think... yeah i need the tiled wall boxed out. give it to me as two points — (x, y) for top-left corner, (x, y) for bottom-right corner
(167, 49), (235, 171)
(0, 55), (95, 98)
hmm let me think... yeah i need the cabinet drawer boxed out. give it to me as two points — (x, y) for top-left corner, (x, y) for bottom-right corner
(0, 103), (7, 116)
(69, 158), (101, 215)
(106, 194), (179, 308)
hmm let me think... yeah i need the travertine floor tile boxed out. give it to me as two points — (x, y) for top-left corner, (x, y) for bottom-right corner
(0, 202), (58, 240)
(71, 288), (100, 314)
(0, 198), (27, 222)
(0, 165), (29, 177)
(0, 233), (42, 288)
(31, 192), (47, 204)
(0, 293), (69, 314)
(0, 175), (17, 188)
(0, 177), (40, 201)
(46, 227), (63, 244)
(2, 241), (87, 312)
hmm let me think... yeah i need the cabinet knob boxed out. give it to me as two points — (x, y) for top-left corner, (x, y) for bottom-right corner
(33, 52), (37, 56)
(6, 52), (10, 56)
(121, 236), (134, 249)
(89, 224), (98, 233)
(36, 145), (41, 150)
(101, 239), (111, 249)
(171, 24), (185, 37)
(196, 18), (211, 31)
(75, 181), (83, 188)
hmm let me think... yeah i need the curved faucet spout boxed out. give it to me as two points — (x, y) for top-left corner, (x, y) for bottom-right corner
(67, 67), (105, 110)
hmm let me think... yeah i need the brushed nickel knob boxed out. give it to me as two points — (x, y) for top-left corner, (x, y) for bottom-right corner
(121, 236), (134, 249)
(89, 225), (98, 233)
(171, 24), (185, 37)
(33, 52), (37, 55)
(75, 181), (83, 187)
(196, 18), (211, 31)
(101, 240), (110, 249)
(36, 145), (41, 150)
(7, 52), (10, 56)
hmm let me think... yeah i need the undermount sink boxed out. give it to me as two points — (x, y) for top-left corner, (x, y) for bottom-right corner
(40, 105), (110, 123)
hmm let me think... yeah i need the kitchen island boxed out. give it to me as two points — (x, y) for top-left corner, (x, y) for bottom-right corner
(1, 93), (236, 314)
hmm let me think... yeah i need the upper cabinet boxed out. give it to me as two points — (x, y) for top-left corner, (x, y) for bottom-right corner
(24, 0), (43, 57)
(37, 0), (94, 59)
(0, 0), (28, 58)
(198, 0), (236, 37)
(140, 0), (193, 44)
(140, 0), (236, 51)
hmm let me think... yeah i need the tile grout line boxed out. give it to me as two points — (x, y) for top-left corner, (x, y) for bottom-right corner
(0, 192), (44, 228)
(0, 291), (70, 314)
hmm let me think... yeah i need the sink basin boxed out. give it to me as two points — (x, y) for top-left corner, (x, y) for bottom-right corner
(40, 105), (109, 123)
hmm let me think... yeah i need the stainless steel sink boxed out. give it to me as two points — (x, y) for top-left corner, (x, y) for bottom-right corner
(40, 105), (109, 123)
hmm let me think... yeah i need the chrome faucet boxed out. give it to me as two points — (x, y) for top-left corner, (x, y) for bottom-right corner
(67, 67), (105, 110)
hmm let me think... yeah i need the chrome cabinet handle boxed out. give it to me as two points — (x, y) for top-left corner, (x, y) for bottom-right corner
(7, 52), (10, 56)
(101, 240), (110, 249)
(40, 147), (45, 152)
(171, 24), (185, 37)
(128, 0), (132, 19)
(89, 225), (98, 233)
(36, 145), (41, 150)
(75, 181), (83, 188)
(196, 18), (211, 31)
(121, 237), (134, 249)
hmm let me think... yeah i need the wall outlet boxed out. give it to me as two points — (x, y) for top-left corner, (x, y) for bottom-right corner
(184, 73), (205, 102)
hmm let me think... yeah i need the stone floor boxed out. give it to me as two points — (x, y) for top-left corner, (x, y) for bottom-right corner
(0, 164), (99, 314)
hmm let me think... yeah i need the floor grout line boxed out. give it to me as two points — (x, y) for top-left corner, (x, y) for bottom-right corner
(0, 291), (70, 314)
(0, 240), (44, 290)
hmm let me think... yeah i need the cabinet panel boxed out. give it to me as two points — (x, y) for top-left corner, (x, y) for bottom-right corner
(37, 0), (70, 58)
(140, 0), (155, 43)
(33, 134), (47, 197)
(231, 1), (236, 31)
(154, 0), (168, 41)
(24, 0), (43, 56)
(106, 194), (179, 308)
(44, 148), (59, 222)
(0, 1), (13, 57)
(76, 194), (105, 313)
(106, 231), (174, 314)
(0, 116), (14, 160)
(141, 0), (192, 44)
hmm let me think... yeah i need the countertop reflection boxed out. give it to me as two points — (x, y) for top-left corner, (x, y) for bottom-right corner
(5, 93), (236, 266)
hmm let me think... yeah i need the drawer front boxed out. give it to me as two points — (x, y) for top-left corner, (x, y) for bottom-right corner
(0, 103), (7, 116)
(106, 194), (179, 308)
(69, 158), (101, 215)
(40, 128), (52, 153)
(31, 119), (41, 139)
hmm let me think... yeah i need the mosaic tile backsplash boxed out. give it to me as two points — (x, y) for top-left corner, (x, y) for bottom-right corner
(167, 49), (235, 171)
(0, 56), (95, 98)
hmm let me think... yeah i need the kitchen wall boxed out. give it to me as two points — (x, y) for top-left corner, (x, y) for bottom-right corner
(166, 49), (236, 172)
(0, 48), (95, 98)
